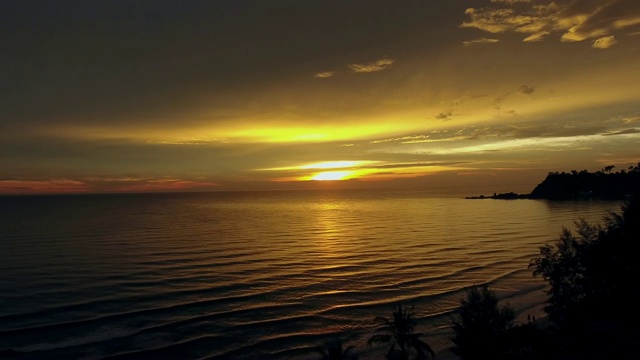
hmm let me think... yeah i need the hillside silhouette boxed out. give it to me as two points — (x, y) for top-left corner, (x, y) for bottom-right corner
(468, 163), (640, 200)
(529, 163), (640, 200)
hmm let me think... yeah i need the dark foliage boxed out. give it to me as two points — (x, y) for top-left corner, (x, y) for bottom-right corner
(529, 219), (600, 325)
(503, 320), (556, 360)
(530, 196), (640, 358)
(452, 285), (553, 360)
(318, 339), (358, 360)
(451, 285), (515, 360)
(368, 304), (435, 360)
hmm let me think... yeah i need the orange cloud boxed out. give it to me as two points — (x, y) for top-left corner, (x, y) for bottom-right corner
(0, 179), (88, 194)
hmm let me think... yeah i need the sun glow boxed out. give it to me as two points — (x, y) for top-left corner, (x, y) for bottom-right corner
(300, 161), (374, 169)
(262, 160), (377, 172)
(310, 171), (355, 181)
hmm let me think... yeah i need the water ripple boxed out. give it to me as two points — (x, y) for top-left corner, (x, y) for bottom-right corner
(0, 191), (622, 359)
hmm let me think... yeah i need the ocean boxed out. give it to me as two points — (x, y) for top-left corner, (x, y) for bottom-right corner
(0, 189), (623, 359)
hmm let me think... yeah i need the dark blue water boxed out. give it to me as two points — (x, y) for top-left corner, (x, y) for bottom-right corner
(0, 190), (622, 359)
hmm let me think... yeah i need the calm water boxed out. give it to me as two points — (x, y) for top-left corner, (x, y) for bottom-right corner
(0, 190), (622, 359)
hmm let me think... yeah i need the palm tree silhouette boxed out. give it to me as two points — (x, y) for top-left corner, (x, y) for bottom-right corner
(451, 285), (515, 360)
(318, 339), (358, 360)
(368, 304), (435, 360)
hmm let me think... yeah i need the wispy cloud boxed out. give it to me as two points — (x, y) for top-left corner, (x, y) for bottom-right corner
(462, 37), (500, 46)
(491, 0), (533, 3)
(435, 112), (453, 120)
(366, 161), (469, 170)
(147, 138), (230, 145)
(348, 58), (394, 73)
(0, 177), (220, 194)
(523, 31), (550, 42)
(430, 136), (597, 155)
(370, 119), (633, 147)
(601, 128), (640, 136)
(314, 71), (336, 78)
(461, 0), (640, 48)
(592, 35), (618, 49)
(113, 179), (219, 192)
(370, 132), (466, 145)
(461, 7), (537, 33)
(517, 85), (535, 95)
(465, 123), (608, 141)
(493, 84), (536, 106)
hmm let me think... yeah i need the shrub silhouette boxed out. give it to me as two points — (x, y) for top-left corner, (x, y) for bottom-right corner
(529, 218), (600, 326)
(368, 304), (435, 360)
(451, 285), (515, 360)
(317, 339), (358, 360)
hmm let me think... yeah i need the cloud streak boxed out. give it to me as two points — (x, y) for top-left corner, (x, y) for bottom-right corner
(0, 177), (219, 194)
(314, 71), (336, 78)
(523, 31), (550, 41)
(0, 179), (88, 194)
(369, 113), (640, 147)
(348, 58), (394, 73)
(601, 128), (640, 136)
(462, 38), (500, 46)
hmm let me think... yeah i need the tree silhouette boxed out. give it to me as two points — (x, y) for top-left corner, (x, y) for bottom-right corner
(368, 304), (435, 360)
(451, 285), (515, 360)
(529, 219), (600, 325)
(530, 196), (640, 357)
(529, 163), (640, 199)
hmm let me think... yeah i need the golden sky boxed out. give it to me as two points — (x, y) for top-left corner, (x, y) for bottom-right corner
(1, 0), (639, 194)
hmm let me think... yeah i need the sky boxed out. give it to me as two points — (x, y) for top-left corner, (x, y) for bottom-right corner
(1, 0), (639, 194)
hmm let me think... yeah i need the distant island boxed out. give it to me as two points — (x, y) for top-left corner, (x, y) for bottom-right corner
(467, 163), (640, 200)
(466, 192), (529, 200)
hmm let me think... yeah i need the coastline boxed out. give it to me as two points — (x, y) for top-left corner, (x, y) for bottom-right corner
(466, 167), (639, 201)
(465, 192), (529, 200)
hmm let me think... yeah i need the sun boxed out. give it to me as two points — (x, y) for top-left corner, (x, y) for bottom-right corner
(310, 171), (354, 181)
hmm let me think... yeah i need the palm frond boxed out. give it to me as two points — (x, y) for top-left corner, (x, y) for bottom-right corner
(411, 338), (435, 358)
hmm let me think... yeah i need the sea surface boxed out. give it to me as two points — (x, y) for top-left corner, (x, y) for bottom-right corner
(0, 189), (623, 359)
